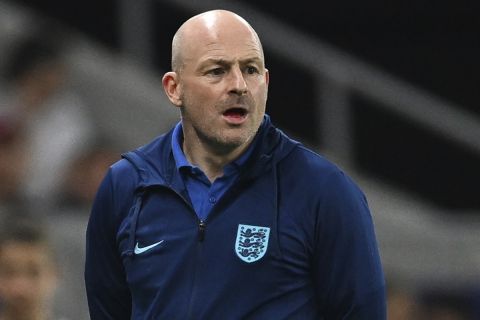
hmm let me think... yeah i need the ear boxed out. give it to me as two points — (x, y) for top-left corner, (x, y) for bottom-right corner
(264, 68), (269, 86)
(162, 72), (182, 107)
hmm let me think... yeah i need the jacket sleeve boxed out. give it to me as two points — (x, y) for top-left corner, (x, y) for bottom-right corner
(313, 170), (386, 319)
(85, 169), (132, 319)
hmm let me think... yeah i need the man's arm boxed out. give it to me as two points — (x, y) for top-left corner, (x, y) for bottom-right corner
(85, 169), (132, 319)
(313, 170), (386, 319)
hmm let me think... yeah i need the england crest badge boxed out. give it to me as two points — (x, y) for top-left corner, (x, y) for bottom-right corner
(235, 224), (270, 263)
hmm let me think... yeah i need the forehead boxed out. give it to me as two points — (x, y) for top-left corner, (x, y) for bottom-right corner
(182, 17), (264, 65)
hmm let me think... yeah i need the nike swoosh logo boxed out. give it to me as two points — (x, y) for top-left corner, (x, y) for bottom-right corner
(134, 240), (164, 254)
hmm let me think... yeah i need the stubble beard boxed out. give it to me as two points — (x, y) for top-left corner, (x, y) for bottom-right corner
(180, 94), (263, 156)
(193, 120), (257, 156)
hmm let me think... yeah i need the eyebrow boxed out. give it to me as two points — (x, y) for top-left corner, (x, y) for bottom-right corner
(199, 57), (263, 69)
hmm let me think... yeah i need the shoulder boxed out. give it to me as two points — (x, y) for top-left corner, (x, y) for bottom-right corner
(109, 129), (173, 183)
(279, 144), (366, 201)
(93, 158), (138, 213)
(110, 157), (139, 179)
(106, 158), (140, 193)
(279, 145), (344, 181)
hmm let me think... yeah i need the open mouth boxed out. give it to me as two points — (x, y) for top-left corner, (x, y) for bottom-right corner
(223, 108), (248, 118)
(222, 107), (248, 124)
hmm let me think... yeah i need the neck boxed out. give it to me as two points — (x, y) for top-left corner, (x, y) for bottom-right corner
(182, 136), (252, 182)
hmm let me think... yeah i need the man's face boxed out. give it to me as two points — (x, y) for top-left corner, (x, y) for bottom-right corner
(0, 242), (57, 314)
(175, 19), (269, 153)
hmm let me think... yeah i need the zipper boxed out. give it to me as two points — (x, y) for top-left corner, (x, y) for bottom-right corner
(168, 182), (245, 317)
(167, 187), (207, 317)
(169, 187), (207, 243)
(186, 220), (207, 319)
(198, 220), (206, 241)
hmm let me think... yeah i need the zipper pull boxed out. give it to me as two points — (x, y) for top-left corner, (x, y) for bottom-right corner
(198, 221), (206, 242)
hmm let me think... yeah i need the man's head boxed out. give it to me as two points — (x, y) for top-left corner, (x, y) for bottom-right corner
(162, 10), (269, 156)
(0, 217), (58, 320)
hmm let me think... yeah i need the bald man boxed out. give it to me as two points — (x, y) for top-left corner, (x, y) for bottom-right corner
(85, 10), (386, 319)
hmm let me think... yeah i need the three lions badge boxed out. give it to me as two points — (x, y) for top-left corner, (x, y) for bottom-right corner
(235, 224), (270, 263)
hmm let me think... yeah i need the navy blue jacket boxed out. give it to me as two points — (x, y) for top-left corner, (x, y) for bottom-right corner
(85, 116), (386, 319)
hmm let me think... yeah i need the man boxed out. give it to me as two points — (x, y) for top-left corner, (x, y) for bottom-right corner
(85, 9), (386, 319)
(0, 217), (59, 320)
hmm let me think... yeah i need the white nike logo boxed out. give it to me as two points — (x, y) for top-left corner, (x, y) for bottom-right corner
(134, 240), (164, 254)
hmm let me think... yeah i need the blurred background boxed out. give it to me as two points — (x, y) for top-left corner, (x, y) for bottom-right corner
(0, 0), (479, 319)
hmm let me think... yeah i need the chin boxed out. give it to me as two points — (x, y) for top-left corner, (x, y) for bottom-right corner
(225, 133), (256, 150)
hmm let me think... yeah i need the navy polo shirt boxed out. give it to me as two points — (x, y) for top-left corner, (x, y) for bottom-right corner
(171, 122), (255, 221)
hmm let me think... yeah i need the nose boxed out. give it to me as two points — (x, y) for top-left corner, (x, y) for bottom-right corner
(229, 66), (248, 95)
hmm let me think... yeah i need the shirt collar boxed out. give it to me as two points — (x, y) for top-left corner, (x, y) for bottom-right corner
(171, 121), (191, 171)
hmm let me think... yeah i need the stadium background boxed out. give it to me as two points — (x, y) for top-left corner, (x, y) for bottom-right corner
(1, 0), (479, 319)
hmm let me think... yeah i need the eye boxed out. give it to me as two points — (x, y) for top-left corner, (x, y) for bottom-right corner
(245, 66), (259, 74)
(207, 68), (225, 76)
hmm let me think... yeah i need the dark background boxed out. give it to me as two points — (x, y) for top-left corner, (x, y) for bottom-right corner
(11, 0), (480, 212)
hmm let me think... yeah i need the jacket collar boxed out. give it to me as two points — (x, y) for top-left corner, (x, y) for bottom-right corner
(121, 114), (300, 191)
